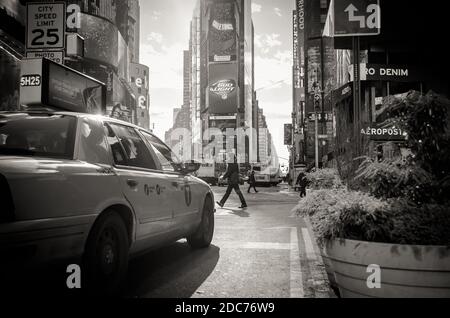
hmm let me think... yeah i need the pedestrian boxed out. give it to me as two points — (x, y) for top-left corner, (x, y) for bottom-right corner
(247, 170), (258, 194)
(296, 172), (308, 198)
(217, 155), (248, 209)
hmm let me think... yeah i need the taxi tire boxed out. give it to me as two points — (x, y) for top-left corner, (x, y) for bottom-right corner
(187, 199), (215, 249)
(83, 211), (129, 295)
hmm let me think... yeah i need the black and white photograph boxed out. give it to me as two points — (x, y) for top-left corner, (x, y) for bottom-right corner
(0, 0), (449, 305)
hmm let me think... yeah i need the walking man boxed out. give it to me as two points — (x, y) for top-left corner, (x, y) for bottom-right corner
(296, 172), (308, 198)
(217, 155), (248, 209)
(247, 171), (258, 194)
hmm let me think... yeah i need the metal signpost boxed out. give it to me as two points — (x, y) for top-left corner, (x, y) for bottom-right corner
(333, 0), (381, 156)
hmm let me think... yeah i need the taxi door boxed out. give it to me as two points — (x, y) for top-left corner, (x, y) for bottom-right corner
(104, 123), (173, 241)
(138, 131), (197, 233)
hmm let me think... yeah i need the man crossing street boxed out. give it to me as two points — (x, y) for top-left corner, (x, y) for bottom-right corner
(217, 155), (248, 209)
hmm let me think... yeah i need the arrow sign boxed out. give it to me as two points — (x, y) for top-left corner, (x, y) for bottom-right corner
(334, 0), (381, 37)
(345, 4), (366, 28)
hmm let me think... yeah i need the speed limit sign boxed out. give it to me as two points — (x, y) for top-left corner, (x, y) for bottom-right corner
(26, 2), (66, 50)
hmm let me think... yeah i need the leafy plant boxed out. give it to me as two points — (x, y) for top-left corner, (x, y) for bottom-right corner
(293, 189), (389, 246)
(354, 156), (432, 202)
(293, 188), (450, 246)
(378, 91), (450, 203)
(306, 168), (343, 190)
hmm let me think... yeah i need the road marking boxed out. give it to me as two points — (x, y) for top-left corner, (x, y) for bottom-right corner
(301, 228), (317, 261)
(219, 242), (291, 250)
(290, 227), (305, 298)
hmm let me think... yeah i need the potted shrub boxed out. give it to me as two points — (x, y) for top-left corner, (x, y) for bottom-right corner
(294, 91), (450, 298)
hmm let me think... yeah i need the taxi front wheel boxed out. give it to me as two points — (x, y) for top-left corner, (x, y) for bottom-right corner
(83, 211), (129, 295)
(187, 199), (215, 249)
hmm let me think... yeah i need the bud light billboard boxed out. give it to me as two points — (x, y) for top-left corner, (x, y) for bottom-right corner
(208, 63), (238, 114)
(209, 1), (237, 63)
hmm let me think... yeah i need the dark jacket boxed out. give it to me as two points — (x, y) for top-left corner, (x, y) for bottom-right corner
(249, 173), (256, 185)
(223, 163), (240, 186)
(296, 173), (308, 188)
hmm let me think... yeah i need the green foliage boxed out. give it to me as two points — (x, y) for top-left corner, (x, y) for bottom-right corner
(296, 91), (450, 246)
(293, 189), (389, 246)
(293, 189), (450, 246)
(306, 168), (343, 190)
(379, 91), (450, 203)
(354, 156), (432, 202)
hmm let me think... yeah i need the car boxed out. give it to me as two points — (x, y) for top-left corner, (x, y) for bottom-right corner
(0, 111), (215, 293)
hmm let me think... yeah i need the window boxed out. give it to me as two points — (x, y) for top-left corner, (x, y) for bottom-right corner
(140, 131), (180, 172)
(0, 114), (76, 159)
(106, 123), (157, 170)
(78, 118), (111, 165)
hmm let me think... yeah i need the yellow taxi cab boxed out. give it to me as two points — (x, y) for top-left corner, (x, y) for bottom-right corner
(0, 111), (215, 292)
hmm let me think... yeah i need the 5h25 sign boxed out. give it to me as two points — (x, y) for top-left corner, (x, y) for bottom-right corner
(27, 2), (66, 50)
(334, 0), (380, 37)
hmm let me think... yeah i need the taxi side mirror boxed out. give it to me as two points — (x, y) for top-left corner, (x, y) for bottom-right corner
(176, 162), (201, 174)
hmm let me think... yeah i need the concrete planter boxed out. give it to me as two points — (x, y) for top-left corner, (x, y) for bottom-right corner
(321, 249), (337, 289)
(325, 239), (450, 298)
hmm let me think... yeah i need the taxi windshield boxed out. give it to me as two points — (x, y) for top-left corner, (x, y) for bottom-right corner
(0, 114), (77, 159)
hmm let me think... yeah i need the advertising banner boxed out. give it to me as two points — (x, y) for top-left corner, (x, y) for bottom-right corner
(19, 58), (106, 114)
(209, 1), (237, 63)
(0, 0), (26, 25)
(284, 124), (293, 145)
(46, 61), (105, 114)
(26, 2), (66, 51)
(0, 47), (21, 111)
(77, 13), (118, 67)
(208, 63), (238, 115)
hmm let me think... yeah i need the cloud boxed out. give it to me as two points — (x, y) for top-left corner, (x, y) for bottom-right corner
(252, 3), (262, 13)
(146, 32), (163, 44)
(274, 8), (283, 17)
(140, 41), (186, 90)
(254, 34), (283, 54)
(151, 11), (162, 21)
(254, 49), (292, 89)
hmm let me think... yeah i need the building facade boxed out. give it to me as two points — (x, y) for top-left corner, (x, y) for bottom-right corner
(290, 0), (450, 177)
(189, 0), (257, 165)
(0, 0), (150, 129)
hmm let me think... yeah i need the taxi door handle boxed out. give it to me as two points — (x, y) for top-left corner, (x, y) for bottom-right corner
(127, 179), (139, 188)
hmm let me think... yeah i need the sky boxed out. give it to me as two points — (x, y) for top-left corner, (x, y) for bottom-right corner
(140, 0), (295, 164)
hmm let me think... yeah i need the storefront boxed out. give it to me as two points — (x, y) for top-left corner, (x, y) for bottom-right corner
(331, 63), (423, 164)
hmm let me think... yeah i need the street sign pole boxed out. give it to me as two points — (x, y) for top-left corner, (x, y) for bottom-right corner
(352, 36), (362, 156)
(315, 111), (319, 170)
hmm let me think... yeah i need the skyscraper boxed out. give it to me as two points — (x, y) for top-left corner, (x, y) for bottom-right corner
(189, 0), (256, 165)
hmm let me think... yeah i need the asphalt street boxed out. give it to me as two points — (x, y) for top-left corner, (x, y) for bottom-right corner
(124, 184), (333, 298)
(0, 184), (333, 298)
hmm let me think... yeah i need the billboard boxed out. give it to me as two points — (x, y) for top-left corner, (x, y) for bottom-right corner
(208, 63), (238, 115)
(0, 0), (26, 25)
(20, 58), (106, 114)
(209, 1), (237, 63)
(77, 13), (118, 67)
(0, 48), (21, 111)
(284, 124), (293, 145)
(46, 61), (105, 114)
